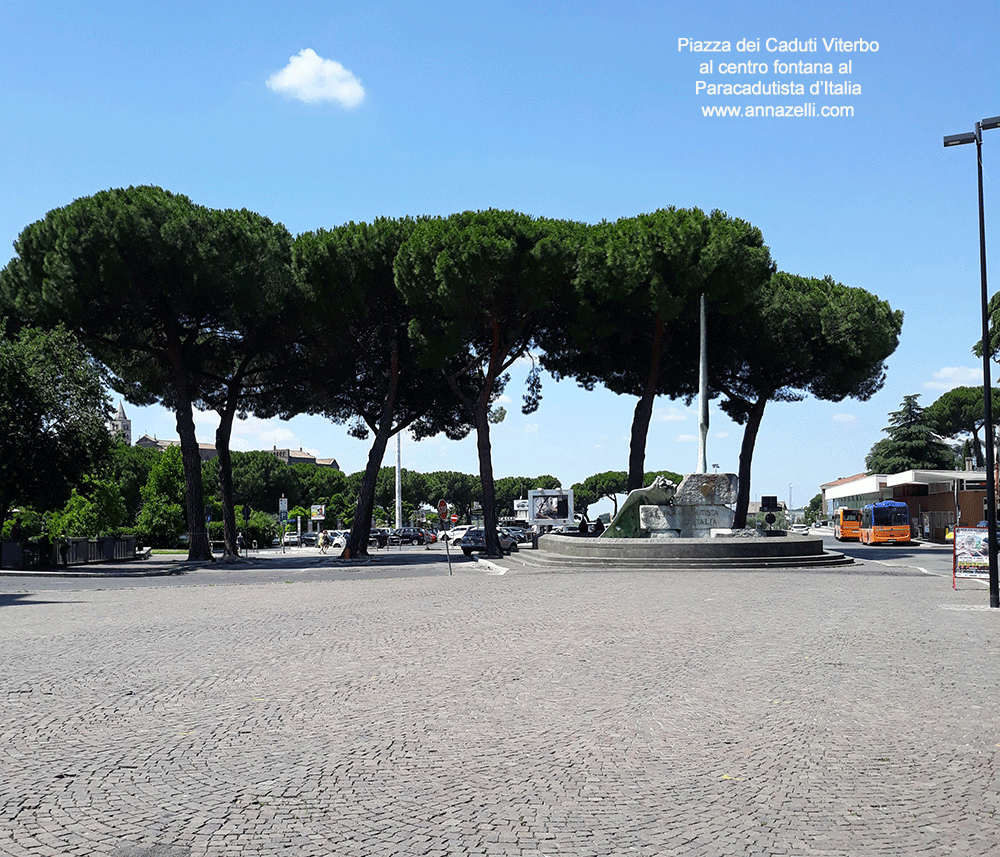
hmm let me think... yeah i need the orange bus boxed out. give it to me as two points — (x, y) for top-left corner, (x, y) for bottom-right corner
(833, 507), (861, 541)
(859, 501), (911, 545)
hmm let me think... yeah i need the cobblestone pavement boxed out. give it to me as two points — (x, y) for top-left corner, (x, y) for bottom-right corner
(2, 555), (999, 856)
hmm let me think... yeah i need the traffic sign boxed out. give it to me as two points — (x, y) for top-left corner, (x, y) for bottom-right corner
(451, 514), (458, 523)
(438, 499), (448, 521)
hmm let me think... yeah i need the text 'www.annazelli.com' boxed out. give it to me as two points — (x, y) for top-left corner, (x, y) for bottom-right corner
(701, 103), (854, 118)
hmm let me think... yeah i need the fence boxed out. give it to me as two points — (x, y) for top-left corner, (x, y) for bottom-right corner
(0, 536), (140, 570)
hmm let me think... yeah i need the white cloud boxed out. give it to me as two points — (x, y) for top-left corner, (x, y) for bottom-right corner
(523, 423), (539, 434)
(677, 434), (698, 443)
(496, 394), (513, 405)
(832, 413), (857, 425)
(266, 49), (365, 108)
(713, 431), (728, 439)
(923, 366), (982, 391)
(654, 406), (689, 423)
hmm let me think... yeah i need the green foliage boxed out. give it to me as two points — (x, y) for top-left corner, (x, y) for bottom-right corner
(1, 508), (42, 540)
(422, 471), (482, 524)
(571, 471), (628, 517)
(0, 185), (297, 561)
(107, 440), (161, 524)
(541, 208), (773, 490)
(398, 211), (579, 551)
(0, 323), (112, 521)
(713, 271), (904, 526)
(804, 492), (823, 525)
(494, 475), (562, 517)
(134, 445), (187, 547)
(924, 386), (1000, 468)
(48, 477), (127, 538)
(204, 451), (299, 514)
(0, 195), (906, 542)
(643, 469), (684, 486)
(245, 510), (278, 549)
(865, 394), (956, 474)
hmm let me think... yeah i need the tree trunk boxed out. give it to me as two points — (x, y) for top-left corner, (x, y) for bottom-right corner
(344, 343), (401, 559)
(732, 395), (769, 529)
(173, 391), (211, 562)
(627, 392), (656, 492)
(215, 399), (239, 558)
(626, 318), (666, 492)
(345, 424), (393, 559)
(474, 388), (502, 557)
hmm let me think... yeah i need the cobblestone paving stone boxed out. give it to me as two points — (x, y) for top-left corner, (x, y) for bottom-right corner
(1, 558), (999, 855)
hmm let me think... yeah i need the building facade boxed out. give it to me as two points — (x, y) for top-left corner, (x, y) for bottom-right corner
(821, 469), (990, 542)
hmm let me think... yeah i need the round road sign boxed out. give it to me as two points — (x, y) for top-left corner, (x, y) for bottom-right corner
(451, 514), (458, 523)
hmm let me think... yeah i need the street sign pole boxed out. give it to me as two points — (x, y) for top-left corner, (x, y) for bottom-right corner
(438, 499), (452, 576)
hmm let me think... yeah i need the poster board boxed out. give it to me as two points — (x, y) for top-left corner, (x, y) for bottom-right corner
(954, 526), (989, 587)
(527, 489), (573, 528)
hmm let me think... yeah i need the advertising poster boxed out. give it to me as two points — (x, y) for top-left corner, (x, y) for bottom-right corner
(954, 526), (990, 581)
(528, 489), (574, 528)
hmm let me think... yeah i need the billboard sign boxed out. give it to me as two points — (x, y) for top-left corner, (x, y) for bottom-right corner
(954, 526), (990, 583)
(528, 489), (574, 527)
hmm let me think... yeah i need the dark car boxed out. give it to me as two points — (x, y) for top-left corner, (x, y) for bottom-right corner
(459, 528), (518, 557)
(300, 531), (319, 547)
(395, 527), (426, 545)
(502, 526), (530, 544)
(369, 528), (389, 548)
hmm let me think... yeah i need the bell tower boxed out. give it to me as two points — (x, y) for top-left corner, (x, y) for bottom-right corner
(111, 401), (132, 445)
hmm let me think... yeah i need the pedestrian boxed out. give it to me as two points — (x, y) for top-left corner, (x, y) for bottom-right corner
(320, 530), (331, 554)
(10, 516), (23, 541)
(594, 518), (605, 535)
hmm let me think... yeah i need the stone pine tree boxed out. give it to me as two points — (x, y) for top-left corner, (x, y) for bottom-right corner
(0, 186), (294, 561)
(924, 386), (1000, 468)
(713, 272), (904, 528)
(396, 210), (578, 556)
(292, 218), (475, 558)
(866, 394), (957, 474)
(540, 208), (774, 492)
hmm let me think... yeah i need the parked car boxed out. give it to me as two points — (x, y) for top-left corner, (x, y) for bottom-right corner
(319, 530), (347, 551)
(420, 528), (437, 544)
(394, 527), (426, 545)
(369, 528), (389, 548)
(459, 527), (518, 557)
(502, 526), (530, 544)
(283, 531), (300, 546)
(300, 531), (319, 547)
(439, 525), (471, 544)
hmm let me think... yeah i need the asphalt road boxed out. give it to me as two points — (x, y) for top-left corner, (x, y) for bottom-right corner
(810, 526), (980, 585)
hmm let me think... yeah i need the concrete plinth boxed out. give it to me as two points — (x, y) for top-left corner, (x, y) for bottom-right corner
(534, 532), (852, 569)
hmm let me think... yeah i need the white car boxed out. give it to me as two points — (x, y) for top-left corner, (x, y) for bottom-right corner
(439, 525), (471, 544)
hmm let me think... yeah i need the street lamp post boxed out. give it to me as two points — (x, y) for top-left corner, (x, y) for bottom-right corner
(944, 115), (1000, 608)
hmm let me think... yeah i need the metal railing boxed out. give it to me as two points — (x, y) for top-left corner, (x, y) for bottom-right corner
(0, 536), (140, 570)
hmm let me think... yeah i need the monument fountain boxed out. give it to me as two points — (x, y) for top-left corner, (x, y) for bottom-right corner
(531, 296), (850, 569)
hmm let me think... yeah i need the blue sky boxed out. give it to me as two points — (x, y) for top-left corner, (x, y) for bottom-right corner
(3, 1), (999, 516)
